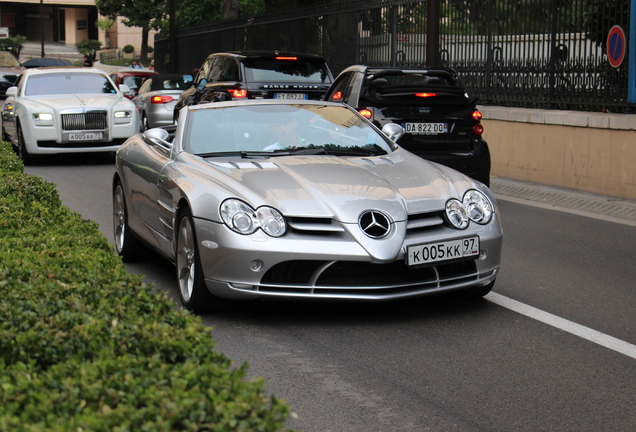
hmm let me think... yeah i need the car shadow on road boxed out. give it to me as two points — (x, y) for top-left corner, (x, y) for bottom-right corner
(23, 152), (116, 167)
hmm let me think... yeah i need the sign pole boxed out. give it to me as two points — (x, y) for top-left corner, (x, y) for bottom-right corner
(629, 0), (636, 103)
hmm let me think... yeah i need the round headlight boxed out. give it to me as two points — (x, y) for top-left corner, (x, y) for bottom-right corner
(220, 199), (286, 237)
(220, 199), (257, 234)
(463, 190), (493, 225)
(445, 199), (469, 229)
(256, 207), (286, 237)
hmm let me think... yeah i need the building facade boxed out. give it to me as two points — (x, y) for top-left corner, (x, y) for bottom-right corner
(0, 0), (153, 52)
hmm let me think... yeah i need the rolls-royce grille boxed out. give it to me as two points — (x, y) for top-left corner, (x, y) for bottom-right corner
(61, 112), (107, 131)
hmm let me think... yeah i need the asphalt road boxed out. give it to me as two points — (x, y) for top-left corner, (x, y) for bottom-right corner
(25, 153), (636, 432)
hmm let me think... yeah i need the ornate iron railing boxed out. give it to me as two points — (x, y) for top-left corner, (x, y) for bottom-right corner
(155, 0), (632, 113)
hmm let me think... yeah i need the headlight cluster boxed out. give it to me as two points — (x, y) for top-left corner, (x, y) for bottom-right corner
(33, 113), (53, 121)
(445, 189), (494, 229)
(220, 199), (286, 237)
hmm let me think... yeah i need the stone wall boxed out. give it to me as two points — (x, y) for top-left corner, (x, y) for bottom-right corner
(480, 107), (636, 200)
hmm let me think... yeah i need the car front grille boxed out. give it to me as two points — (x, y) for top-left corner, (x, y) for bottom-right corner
(258, 259), (487, 298)
(61, 111), (108, 131)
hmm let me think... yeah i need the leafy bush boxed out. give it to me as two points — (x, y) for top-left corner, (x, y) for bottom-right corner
(76, 39), (102, 62)
(122, 44), (135, 54)
(0, 140), (293, 431)
(0, 35), (28, 58)
(147, 45), (154, 53)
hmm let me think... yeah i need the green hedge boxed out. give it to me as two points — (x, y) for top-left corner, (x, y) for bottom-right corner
(0, 141), (293, 431)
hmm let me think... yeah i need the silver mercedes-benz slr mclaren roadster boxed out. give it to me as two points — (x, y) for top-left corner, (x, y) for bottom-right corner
(113, 99), (503, 313)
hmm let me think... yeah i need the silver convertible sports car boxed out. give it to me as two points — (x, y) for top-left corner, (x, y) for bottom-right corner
(113, 100), (503, 313)
(1, 67), (139, 163)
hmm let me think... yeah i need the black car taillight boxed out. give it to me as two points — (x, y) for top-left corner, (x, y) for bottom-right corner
(414, 92), (437, 98)
(358, 108), (373, 119)
(228, 89), (247, 98)
(151, 95), (174, 104)
(472, 110), (483, 121)
(473, 124), (484, 135)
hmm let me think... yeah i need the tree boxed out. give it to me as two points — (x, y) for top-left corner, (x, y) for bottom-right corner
(95, 0), (168, 61)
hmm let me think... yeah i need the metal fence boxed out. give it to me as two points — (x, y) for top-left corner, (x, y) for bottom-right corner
(155, 0), (632, 113)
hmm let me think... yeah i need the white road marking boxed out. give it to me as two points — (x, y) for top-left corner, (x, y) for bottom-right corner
(485, 292), (636, 360)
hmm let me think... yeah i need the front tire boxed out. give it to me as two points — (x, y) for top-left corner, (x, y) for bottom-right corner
(176, 208), (225, 313)
(17, 124), (33, 164)
(113, 181), (145, 261)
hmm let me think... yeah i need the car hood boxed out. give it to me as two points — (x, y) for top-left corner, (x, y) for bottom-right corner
(180, 148), (479, 262)
(194, 148), (474, 223)
(23, 94), (126, 110)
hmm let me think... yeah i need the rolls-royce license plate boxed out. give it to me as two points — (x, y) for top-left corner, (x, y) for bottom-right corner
(68, 132), (103, 141)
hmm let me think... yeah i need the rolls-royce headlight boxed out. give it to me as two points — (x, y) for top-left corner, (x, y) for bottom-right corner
(114, 111), (131, 118)
(445, 199), (469, 229)
(220, 199), (286, 237)
(33, 113), (53, 121)
(463, 190), (493, 224)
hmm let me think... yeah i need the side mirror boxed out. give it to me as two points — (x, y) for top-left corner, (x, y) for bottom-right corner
(143, 128), (172, 150)
(5, 87), (17, 97)
(381, 123), (405, 142)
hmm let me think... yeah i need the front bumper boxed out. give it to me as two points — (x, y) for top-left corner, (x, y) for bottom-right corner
(194, 214), (503, 302)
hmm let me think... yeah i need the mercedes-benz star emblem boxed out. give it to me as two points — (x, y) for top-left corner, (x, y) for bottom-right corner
(359, 211), (392, 238)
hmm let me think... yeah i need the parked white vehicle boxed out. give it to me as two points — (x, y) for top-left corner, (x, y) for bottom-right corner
(0, 67), (139, 163)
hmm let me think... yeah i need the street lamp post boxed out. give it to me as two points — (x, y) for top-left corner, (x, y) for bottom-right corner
(40, 0), (45, 57)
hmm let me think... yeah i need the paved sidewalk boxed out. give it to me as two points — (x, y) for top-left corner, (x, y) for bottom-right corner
(491, 176), (636, 224)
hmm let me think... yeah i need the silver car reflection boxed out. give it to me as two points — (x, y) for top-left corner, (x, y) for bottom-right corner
(113, 100), (503, 313)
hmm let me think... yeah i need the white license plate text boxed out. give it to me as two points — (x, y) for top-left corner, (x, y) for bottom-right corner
(407, 236), (479, 266)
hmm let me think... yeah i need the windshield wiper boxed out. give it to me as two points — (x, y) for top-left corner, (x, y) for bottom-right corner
(197, 151), (271, 158)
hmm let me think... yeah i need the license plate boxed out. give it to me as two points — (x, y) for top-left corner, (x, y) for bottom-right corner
(275, 93), (308, 100)
(407, 236), (479, 266)
(68, 132), (103, 141)
(403, 122), (448, 134)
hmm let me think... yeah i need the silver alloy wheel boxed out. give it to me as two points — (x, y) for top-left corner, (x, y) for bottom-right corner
(177, 215), (196, 302)
(113, 184), (127, 254)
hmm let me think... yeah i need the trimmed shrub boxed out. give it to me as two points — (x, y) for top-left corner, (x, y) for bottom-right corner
(122, 44), (135, 54)
(0, 140), (294, 431)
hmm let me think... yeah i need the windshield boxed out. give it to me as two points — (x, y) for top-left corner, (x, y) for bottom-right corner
(185, 104), (394, 156)
(243, 58), (331, 84)
(25, 72), (117, 96)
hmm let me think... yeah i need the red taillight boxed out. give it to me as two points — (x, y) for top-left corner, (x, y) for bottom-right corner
(332, 91), (343, 101)
(414, 92), (437, 98)
(472, 110), (483, 121)
(473, 124), (484, 135)
(228, 89), (247, 98)
(276, 56), (297, 61)
(150, 95), (174, 104)
(358, 108), (372, 119)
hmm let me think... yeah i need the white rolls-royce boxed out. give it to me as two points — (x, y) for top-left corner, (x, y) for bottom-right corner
(1, 67), (139, 163)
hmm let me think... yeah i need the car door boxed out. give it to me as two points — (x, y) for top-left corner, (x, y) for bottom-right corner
(134, 78), (153, 116)
(122, 136), (173, 242)
(0, 74), (24, 141)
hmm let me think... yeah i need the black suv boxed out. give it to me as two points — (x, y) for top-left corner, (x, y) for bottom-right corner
(324, 65), (490, 186)
(174, 51), (333, 120)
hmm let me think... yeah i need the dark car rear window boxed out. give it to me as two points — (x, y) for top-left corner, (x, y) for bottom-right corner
(242, 58), (331, 84)
(379, 74), (456, 87)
